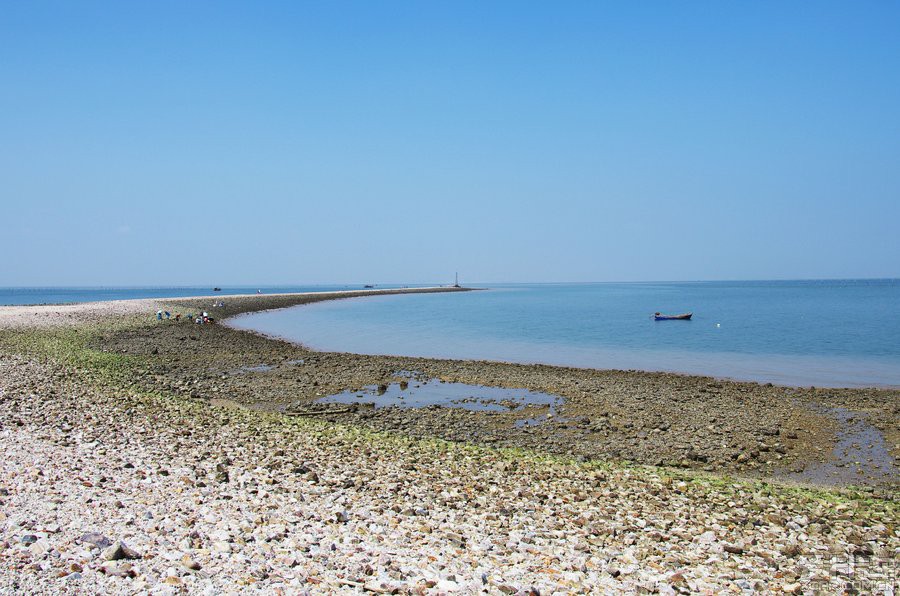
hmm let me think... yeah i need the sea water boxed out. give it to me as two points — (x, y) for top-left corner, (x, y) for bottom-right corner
(229, 280), (900, 388)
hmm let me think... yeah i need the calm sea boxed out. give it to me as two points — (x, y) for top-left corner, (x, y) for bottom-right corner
(229, 280), (900, 388)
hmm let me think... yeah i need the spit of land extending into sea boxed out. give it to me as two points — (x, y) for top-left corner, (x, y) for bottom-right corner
(0, 287), (897, 594)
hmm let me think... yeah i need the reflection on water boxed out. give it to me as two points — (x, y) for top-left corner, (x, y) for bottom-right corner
(318, 377), (561, 414)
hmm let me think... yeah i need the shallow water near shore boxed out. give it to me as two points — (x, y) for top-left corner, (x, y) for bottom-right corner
(230, 280), (900, 388)
(780, 406), (895, 486)
(316, 378), (561, 415)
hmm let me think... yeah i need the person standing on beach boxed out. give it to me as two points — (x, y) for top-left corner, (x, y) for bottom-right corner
(156, 310), (163, 320)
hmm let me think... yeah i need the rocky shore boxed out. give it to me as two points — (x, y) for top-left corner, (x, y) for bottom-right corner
(0, 289), (897, 594)
(98, 291), (898, 488)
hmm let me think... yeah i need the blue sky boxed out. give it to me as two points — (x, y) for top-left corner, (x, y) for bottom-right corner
(2, 2), (898, 285)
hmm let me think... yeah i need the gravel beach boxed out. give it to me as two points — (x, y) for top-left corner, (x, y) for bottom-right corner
(0, 288), (897, 594)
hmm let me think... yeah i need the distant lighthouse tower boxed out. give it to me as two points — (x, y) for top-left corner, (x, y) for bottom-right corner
(453, 272), (460, 288)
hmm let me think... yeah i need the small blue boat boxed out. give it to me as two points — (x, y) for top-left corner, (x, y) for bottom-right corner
(654, 312), (692, 321)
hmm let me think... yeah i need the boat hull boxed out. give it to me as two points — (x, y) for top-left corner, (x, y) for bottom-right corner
(654, 313), (692, 321)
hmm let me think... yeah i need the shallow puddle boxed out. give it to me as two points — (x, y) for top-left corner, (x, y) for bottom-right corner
(782, 406), (896, 486)
(317, 378), (561, 415)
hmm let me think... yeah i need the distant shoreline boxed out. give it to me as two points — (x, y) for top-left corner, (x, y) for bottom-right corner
(2, 283), (897, 389)
(0, 285), (469, 308)
(0, 286), (472, 328)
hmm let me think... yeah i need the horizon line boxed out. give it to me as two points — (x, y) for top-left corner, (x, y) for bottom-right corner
(1, 276), (898, 289)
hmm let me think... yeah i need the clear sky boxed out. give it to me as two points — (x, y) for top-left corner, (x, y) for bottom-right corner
(2, 2), (898, 286)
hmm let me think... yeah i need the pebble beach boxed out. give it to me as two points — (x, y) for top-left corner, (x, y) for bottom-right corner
(0, 288), (897, 594)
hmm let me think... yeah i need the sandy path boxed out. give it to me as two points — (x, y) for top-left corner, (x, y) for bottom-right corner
(0, 288), (454, 330)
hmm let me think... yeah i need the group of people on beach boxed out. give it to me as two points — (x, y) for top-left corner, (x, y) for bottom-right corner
(155, 301), (224, 325)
